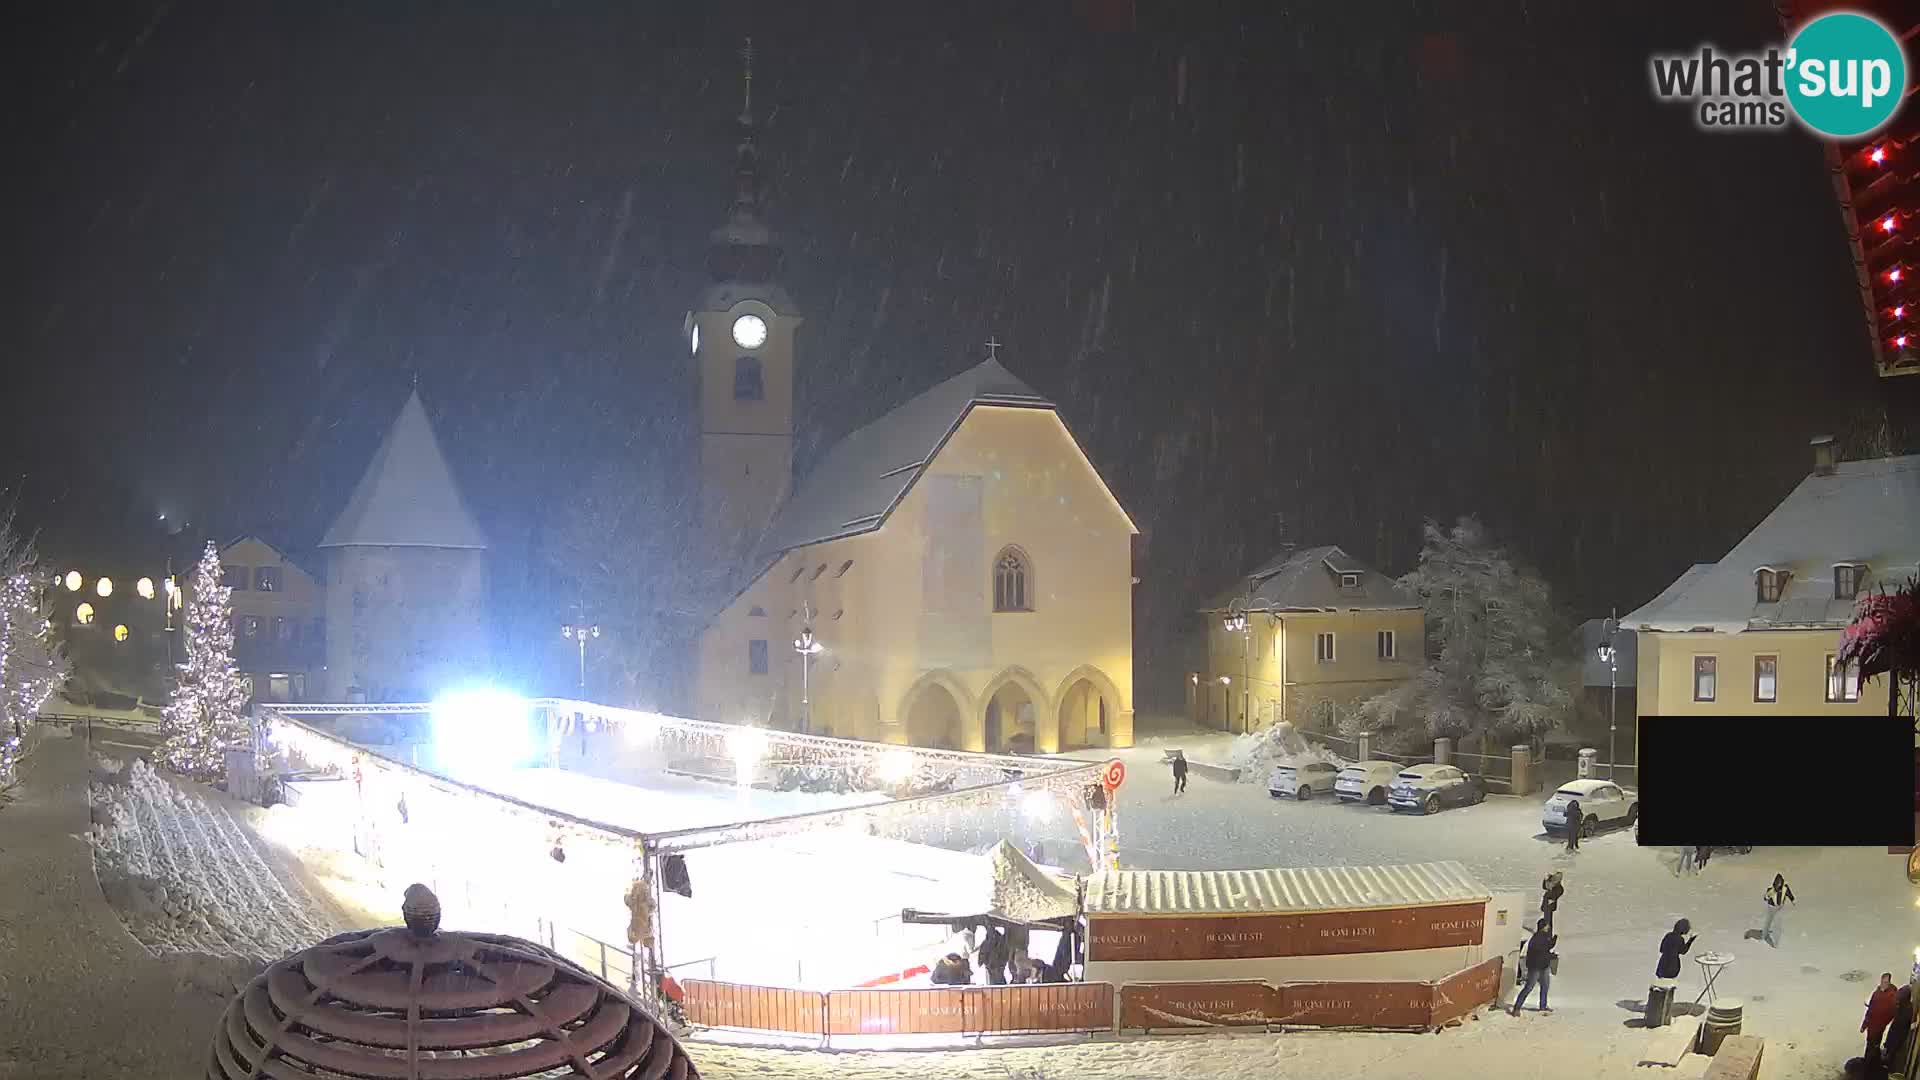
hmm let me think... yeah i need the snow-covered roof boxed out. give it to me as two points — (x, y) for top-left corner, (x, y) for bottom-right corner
(1620, 454), (1920, 634)
(1203, 544), (1415, 613)
(1082, 860), (1489, 916)
(750, 359), (1064, 563)
(979, 840), (1080, 923)
(319, 390), (487, 551)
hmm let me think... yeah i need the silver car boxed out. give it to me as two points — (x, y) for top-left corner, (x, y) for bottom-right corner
(1268, 761), (1341, 800)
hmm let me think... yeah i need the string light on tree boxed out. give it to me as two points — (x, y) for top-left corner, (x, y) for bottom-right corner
(159, 541), (252, 780)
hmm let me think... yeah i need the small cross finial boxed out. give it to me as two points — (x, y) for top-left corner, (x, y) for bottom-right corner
(984, 336), (1002, 361)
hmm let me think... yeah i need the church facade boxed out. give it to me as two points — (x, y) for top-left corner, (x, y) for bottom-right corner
(686, 52), (1136, 751)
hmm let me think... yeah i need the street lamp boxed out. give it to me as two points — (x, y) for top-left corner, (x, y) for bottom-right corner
(1223, 603), (1251, 734)
(561, 623), (599, 699)
(1597, 610), (1619, 779)
(794, 626), (824, 734)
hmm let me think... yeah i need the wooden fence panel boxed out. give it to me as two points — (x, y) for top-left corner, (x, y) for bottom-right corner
(1276, 980), (1433, 1029)
(682, 980), (823, 1035)
(967, 983), (1114, 1035)
(1117, 981), (1279, 1030)
(1429, 957), (1504, 1026)
(826, 988), (968, 1036)
(1088, 901), (1488, 962)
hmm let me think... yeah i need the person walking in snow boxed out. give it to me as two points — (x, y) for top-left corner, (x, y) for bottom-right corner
(1563, 798), (1583, 853)
(1170, 750), (1189, 795)
(1540, 871), (1565, 933)
(1656, 919), (1696, 980)
(1510, 918), (1557, 1015)
(1866, 973), (1901, 1063)
(1677, 845), (1697, 876)
(1884, 984), (1914, 1070)
(1761, 874), (1795, 948)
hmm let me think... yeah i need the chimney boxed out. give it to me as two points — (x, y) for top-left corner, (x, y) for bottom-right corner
(1810, 435), (1837, 476)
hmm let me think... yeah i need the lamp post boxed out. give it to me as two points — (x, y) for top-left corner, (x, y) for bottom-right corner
(794, 626), (823, 734)
(1597, 610), (1619, 779)
(1224, 603), (1251, 734)
(561, 623), (599, 699)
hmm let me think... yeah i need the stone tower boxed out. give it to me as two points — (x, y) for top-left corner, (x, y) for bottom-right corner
(317, 388), (489, 702)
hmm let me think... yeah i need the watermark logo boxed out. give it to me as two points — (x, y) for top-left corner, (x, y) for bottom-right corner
(1650, 11), (1906, 137)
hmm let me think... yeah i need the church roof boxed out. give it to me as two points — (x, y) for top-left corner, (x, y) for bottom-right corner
(319, 389), (487, 551)
(749, 358), (1053, 565)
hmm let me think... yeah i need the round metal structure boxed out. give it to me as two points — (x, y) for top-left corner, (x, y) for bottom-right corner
(209, 885), (698, 1080)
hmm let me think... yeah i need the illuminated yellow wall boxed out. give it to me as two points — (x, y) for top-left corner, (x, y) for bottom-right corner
(696, 404), (1136, 751)
(1634, 629), (1887, 717)
(1199, 607), (1424, 732)
(692, 299), (798, 554)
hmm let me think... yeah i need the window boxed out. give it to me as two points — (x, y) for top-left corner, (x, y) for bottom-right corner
(1693, 656), (1717, 702)
(233, 614), (261, 640)
(993, 546), (1032, 612)
(733, 355), (765, 401)
(1754, 656), (1777, 703)
(310, 618), (325, 644)
(1376, 630), (1396, 660)
(1826, 654), (1861, 703)
(224, 566), (249, 590)
(810, 564), (827, 581)
(1755, 569), (1786, 603)
(748, 606), (767, 617)
(254, 567), (281, 592)
(1339, 573), (1360, 588)
(274, 617), (293, 644)
(748, 639), (769, 675)
(1315, 632), (1336, 662)
(835, 560), (854, 577)
(1835, 564), (1863, 599)
(789, 565), (805, 584)
(831, 609), (843, 620)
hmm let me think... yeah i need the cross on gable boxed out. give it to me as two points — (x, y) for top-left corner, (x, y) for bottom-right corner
(984, 336), (1002, 361)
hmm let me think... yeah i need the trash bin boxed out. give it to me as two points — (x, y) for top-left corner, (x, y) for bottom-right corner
(1647, 982), (1676, 1028)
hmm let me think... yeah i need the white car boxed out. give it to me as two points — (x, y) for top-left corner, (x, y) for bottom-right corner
(1543, 779), (1639, 837)
(1333, 760), (1401, 805)
(1268, 761), (1341, 800)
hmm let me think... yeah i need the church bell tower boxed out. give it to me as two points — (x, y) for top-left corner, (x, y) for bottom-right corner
(687, 37), (800, 566)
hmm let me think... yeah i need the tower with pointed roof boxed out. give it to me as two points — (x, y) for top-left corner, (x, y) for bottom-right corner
(685, 37), (803, 576)
(316, 388), (489, 701)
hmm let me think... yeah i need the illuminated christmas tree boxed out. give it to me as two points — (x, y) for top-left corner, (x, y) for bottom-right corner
(160, 541), (251, 780)
(1, 514), (67, 790)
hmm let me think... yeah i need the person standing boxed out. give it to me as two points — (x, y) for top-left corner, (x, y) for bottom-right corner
(1884, 985), (1914, 1071)
(1510, 918), (1557, 1015)
(1761, 874), (1795, 948)
(1656, 919), (1696, 980)
(1540, 871), (1565, 933)
(1866, 973), (1900, 1062)
(1564, 798), (1583, 853)
(1171, 750), (1189, 795)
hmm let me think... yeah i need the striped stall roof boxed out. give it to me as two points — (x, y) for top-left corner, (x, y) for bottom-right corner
(1083, 860), (1490, 916)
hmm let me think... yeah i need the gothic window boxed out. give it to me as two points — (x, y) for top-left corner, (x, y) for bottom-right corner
(993, 546), (1033, 612)
(734, 356), (764, 401)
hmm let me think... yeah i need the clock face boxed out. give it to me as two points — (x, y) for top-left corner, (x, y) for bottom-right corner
(690, 324), (700, 355)
(732, 314), (768, 350)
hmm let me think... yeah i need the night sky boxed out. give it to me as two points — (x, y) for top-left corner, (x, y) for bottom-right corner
(5, 2), (1917, 708)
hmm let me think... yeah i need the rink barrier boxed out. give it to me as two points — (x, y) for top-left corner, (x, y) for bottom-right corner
(681, 958), (1502, 1041)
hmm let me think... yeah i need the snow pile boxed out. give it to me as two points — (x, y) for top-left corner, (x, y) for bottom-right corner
(1226, 722), (1349, 783)
(88, 756), (342, 963)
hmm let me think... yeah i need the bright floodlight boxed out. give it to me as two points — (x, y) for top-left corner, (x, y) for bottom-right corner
(430, 689), (533, 777)
(95, 576), (113, 598)
(1022, 789), (1055, 823)
(876, 749), (915, 785)
(64, 571), (82, 592)
(728, 726), (769, 787)
(136, 577), (155, 599)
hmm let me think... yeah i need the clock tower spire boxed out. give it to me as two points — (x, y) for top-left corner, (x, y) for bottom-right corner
(687, 36), (800, 572)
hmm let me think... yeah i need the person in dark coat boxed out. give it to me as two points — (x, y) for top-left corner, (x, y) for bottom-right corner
(1884, 984), (1914, 1070)
(1171, 750), (1189, 795)
(1510, 918), (1557, 1015)
(1540, 871), (1565, 932)
(977, 926), (1011, 985)
(1656, 918), (1696, 980)
(1564, 798), (1583, 852)
(1866, 973), (1901, 1062)
(931, 952), (972, 986)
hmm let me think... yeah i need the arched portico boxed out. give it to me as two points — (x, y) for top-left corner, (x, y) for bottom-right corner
(1054, 664), (1128, 751)
(980, 666), (1052, 753)
(896, 669), (979, 751)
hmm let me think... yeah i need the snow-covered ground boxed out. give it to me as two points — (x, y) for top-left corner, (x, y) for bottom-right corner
(467, 765), (892, 834)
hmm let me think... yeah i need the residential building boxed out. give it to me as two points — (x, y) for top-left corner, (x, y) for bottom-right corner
(1620, 438), (1919, 720)
(214, 536), (325, 703)
(1191, 545), (1424, 734)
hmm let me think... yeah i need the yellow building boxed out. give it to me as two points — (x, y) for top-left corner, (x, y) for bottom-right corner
(1621, 439), (1918, 721)
(189, 537), (325, 703)
(1193, 546), (1424, 734)
(685, 67), (1136, 751)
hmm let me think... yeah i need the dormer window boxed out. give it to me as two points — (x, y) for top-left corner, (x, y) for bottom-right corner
(1834, 563), (1865, 599)
(1755, 568), (1788, 603)
(1338, 573), (1360, 589)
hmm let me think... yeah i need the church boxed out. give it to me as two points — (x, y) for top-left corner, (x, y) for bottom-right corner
(686, 50), (1137, 752)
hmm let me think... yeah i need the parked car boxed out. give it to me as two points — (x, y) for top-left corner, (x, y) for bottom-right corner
(1268, 761), (1341, 800)
(1333, 760), (1401, 805)
(1387, 763), (1484, 815)
(1542, 779), (1638, 837)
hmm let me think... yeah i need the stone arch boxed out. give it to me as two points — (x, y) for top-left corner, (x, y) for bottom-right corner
(897, 669), (976, 751)
(980, 666), (1052, 754)
(1054, 665), (1127, 751)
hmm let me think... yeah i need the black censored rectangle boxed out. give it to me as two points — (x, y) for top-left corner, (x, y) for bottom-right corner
(1636, 716), (1914, 847)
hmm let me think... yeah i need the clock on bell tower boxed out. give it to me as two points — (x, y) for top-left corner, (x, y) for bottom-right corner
(689, 37), (801, 563)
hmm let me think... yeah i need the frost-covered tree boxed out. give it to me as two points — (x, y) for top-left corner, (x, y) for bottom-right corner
(1348, 517), (1572, 746)
(0, 509), (70, 788)
(159, 541), (252, 780)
